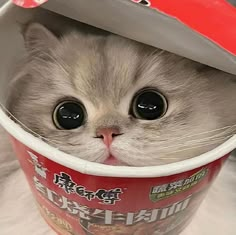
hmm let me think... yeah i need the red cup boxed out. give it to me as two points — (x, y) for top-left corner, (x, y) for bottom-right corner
(1, 3), (236, 235)
(8, 136), (232, 235)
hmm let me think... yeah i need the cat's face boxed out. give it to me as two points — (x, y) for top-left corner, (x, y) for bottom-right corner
(7, 23), (236, 166)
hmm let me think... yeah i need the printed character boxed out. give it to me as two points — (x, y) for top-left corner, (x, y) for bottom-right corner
(96, 188), (122, 205)
(152, 184), (168, 194)
(76, 186), (95, 201)
(168, 180), (184, 191)
(54, 172), (76, 194)
(28, 151), (48, 179)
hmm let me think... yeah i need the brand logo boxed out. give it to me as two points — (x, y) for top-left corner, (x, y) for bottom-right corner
(150, 168), (208, 202)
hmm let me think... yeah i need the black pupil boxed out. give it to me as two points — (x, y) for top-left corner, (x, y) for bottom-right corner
(134, 91), (166, 120)
(56, 102), (84, 129)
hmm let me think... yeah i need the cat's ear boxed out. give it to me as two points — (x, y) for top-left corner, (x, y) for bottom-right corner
(23, 23), (59, 54)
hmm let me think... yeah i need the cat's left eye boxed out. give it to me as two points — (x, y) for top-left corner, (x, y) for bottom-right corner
(53, 101), (86, 130)
(130, 89), (168, 120)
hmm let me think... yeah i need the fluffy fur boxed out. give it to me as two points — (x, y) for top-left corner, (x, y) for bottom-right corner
(6, 23), (236, 166)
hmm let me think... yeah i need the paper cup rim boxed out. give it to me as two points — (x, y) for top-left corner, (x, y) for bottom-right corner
(0, 108), (235, 178)
(0, 2), (236, 178)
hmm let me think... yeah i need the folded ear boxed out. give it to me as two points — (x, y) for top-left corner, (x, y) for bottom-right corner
(23, 23), (59, 54)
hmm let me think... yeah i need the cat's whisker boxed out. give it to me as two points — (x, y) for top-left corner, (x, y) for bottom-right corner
(44, 139), (78, 147)
(146, 125), (236, 144)
(93, 153), (108, 162)
(0, 103), (55, 140)
(163, 140), (229, 155)
(0, 103), (81, 147)
(142, 127), (236, 148)
(145, 135), (233, 154)
(175, 130), (234, 144)
(164, 136), (232, 151)
(0, 103), (85, 147)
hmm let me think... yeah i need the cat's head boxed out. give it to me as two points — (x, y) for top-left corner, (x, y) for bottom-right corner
(6, 23), (236, 166)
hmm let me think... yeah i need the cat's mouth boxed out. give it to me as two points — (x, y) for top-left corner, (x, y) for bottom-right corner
(103, 155), (125, 166)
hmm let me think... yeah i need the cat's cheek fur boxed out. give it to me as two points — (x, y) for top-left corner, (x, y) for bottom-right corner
(110, 139), (166, 166)
(60, 138), (109, 163)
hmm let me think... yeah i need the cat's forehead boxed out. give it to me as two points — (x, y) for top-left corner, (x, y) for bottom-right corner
(57, 34), (152, 105)
(54, 32), (201, 106)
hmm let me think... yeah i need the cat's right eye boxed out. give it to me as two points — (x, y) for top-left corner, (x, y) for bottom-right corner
(130, 89), (168, 120)
(53, 101), (86, 130)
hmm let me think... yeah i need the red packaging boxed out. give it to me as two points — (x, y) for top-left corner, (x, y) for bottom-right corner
(132, 0), (236, 55)
(8, 136), (230, 235)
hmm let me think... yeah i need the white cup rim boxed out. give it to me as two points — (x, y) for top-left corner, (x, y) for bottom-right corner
(0, 108), (235, 178)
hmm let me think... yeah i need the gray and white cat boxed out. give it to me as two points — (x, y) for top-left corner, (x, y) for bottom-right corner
(6, 22), (236, 166)
(1, 20), (236, 235)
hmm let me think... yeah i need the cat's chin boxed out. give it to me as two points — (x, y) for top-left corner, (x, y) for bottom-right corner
(102, 155), (128, 166)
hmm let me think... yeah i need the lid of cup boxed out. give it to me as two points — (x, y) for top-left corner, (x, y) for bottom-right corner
(12, 0), (48, 8)
(12, 0), (236, 75)
(44, 0), (236, 75)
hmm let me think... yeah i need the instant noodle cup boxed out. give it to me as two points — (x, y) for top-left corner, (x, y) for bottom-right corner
(1, 2), (236, 235)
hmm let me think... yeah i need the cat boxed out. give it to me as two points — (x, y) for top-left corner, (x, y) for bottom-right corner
(5, 22), (236, 166)
(1, 19), (236, 235)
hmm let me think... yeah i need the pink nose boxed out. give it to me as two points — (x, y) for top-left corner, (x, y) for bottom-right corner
(96, 128), (121, 147)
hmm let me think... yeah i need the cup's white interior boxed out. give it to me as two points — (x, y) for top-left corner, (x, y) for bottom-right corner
(0, 2), (236, 178)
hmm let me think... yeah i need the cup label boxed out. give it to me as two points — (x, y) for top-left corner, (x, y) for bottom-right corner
(11, 137), (228, 235)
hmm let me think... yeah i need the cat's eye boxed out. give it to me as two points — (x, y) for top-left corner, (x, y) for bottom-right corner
(53, 101), (86, 130)
(131, 89), (167, 120)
